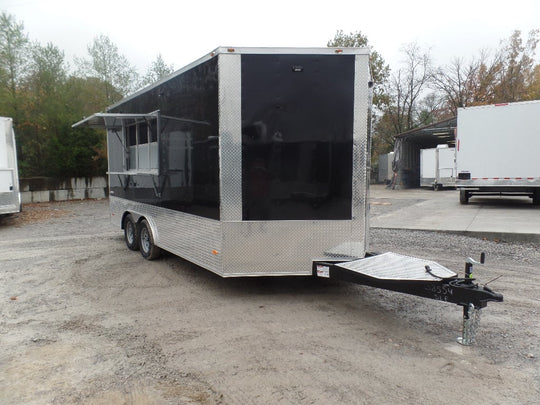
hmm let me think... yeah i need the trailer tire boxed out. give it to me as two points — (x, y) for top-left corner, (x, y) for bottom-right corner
(138, 219), (161, 260)
(123, 214), (139, 251)
(460, 189), (470, 205)
(533, 190), (540, 205)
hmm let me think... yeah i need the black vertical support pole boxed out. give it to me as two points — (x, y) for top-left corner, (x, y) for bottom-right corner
(463, 261), (474, 320)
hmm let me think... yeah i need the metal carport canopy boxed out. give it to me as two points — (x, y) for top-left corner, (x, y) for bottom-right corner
(391, 117), (457, 188)
(394, 117), (456, 147)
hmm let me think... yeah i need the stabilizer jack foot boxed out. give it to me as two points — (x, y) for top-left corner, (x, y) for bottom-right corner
(457, 303), (481, 345)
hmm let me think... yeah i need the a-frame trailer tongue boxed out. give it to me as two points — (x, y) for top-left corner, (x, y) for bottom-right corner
(313, 252), (503, 345)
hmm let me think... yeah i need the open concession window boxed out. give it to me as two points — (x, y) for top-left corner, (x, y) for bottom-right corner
(73, 111), (160, 175)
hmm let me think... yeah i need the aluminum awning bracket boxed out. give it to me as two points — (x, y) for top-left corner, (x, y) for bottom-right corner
(150, 174), (166, 199)
(72, 110), (160, 129)
(115, 173), (129, 191)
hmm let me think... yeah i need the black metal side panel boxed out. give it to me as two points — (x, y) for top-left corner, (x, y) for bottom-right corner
(108, 57), (220, 219)
(241, 54), (355, 220)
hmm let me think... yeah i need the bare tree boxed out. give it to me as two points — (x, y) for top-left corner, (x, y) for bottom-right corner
(431, 30), (539, 114)
(467, 51), (503, 105)
(75, 34), (139, 103)
(430, 50), (503, 115)
(385, 42), (432, 134)
(431, 57), (477, 114)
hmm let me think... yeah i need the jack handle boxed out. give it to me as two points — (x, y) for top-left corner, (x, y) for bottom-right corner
(465, 252), (485, 280)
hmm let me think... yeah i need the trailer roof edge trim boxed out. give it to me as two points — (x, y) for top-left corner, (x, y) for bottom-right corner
(72, 112), (159, 129)
(105, 46), (370, 112)
(213, 46), (369, 55)
(457, 98), (540, 112)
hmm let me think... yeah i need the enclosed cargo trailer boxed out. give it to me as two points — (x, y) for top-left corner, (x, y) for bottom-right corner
(74, 47), (502, 344)
(456, 101), (540, 204)
(420, 145), (455, 189)
(76, 47), (371, 275)
(0, 117), (21, 216)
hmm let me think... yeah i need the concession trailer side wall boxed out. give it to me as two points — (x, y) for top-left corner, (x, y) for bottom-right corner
(76, 47), (372, 277)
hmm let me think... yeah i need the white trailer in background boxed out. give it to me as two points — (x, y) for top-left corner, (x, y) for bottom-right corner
(377, 151), (394, 184)
(456, 101), (540, 204)
(0, 117), (21, 216)
(420, 145), (456, 190)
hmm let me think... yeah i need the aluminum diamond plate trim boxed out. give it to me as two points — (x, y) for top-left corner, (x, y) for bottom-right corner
(110, 196), (223, 275)
(353, 53), (371, 251)
(219, 53), (242, 221)
(337, 252), (457, 281)
(221, 221), (364, 276)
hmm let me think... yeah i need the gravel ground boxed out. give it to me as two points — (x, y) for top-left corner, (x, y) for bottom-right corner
(0, 199), (538, 404)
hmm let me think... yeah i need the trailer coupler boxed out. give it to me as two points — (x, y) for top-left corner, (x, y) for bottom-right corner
(313, 252), (503, 345)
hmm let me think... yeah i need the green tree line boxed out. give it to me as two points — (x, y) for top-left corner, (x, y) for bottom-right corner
(0, 12), (173, 178)
(1, 11), (538, 177)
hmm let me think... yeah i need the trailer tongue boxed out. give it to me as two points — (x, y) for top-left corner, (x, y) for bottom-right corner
(313, 252), (503, 345)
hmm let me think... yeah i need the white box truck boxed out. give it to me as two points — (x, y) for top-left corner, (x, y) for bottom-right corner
(0, 117), (21, 216)
(420, 145), (455, 190)
(456, 100), (540, 204)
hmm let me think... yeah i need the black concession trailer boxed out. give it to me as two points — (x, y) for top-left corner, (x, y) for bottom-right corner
(74, 47), (502, 344)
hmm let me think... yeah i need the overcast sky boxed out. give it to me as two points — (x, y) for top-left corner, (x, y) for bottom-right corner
(2, 0), (539, 75)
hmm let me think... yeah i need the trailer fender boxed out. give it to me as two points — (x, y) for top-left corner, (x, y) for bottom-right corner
(120, 211), (133, 230)
(120, 211), (160, 246)
(120, 211), (143, 230)
(135, 215), (160, 247)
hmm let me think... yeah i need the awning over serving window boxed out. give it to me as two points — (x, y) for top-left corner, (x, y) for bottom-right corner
(72, 111), (159, 129)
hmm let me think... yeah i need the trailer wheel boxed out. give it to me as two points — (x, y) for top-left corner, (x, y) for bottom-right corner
(123, 214), (139, 251)
(533, 190), (540, 205)
(138, 219), (161, 260)
(459, 189), (470, 205)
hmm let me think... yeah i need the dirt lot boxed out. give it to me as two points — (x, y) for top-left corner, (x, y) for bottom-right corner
(1, 199), (538, 404)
